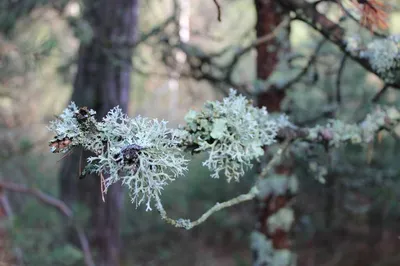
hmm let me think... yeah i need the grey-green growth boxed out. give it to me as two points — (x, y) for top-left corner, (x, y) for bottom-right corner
(183, 89), (286, 182)
(47, 89), (283, 210)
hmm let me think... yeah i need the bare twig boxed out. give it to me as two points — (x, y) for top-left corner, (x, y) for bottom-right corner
(100, 172), (106, 202)
(259, 138), (292, 179)
(0, 181), (72, 217)
(0, 189), (24, 265)
(280, 38), (327, 90)
(336, 55), (347, 104)
(0, 181), (95, 266)
(157, 139), (292, 229)
(212, 0), (222, 22)
(158, 185), (258, 229)
(372, 84), (389, 103)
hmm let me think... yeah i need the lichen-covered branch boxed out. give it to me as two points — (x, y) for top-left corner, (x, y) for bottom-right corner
(158, 186), (258, 229)
(278, 0), (400, 87)
(46, 89), (400, 229)
(157, 139), (290, 229)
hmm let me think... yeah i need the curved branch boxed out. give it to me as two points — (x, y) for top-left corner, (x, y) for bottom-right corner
(0, 181), (95, 266)
(279, 0), (400, 89)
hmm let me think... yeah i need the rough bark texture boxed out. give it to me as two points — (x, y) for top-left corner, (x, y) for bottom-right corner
(60, 1), (139, 265)
(254, 0), (287, 112)
(253, 1), (294, 265)
(254, 0), (284, 81)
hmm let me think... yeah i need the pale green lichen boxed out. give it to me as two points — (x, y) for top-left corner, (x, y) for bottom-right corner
(271, 250), (296, 266)
(307, 107), (397, 147)
(183, 89), (284, 182)
(47, 102), (99, 152)
(257, 175), (299, 199)
(251, 231), (274, 266)
(309, 161), (328, 184)
(48, 105), (188, 211)
(251, 231), (296, 266)
(89, 107), (189, 211)
(267, 207), (295, 234)
(360, 36), (400, 75)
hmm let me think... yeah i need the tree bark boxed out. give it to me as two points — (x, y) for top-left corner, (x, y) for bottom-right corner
(252, 1), (295, 265)
(254, 0), (288, 111)
(60, 1), (139, 265)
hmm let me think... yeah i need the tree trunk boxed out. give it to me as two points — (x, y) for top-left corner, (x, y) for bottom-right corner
(252, 1), (295, 265)
(254, 0), (288, 111)
(167, 0), (190, 118)
(60, 1), (139, 265)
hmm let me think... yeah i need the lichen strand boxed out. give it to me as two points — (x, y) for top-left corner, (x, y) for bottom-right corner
(183, 89), (286, 182)
(307, 107), (400, 146)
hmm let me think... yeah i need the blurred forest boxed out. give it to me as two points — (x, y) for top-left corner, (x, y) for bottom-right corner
(1, 0), (400, 265)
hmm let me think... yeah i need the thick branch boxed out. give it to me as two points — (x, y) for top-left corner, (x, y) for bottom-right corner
(278, 0), (400, 88)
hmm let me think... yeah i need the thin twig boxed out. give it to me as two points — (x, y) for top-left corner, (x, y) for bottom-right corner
(259, 138), (292, 179)
(0, 181), (72, 217)
(0, 190), (24, 265)
(372, 84), (389, 103)
(159, 186), (258, 229)
(157, 140), (292, 229)
(280, 38), (327, 90)
(0, 181), (95, 266)
(100, 172), (106, 202)
(212, 0), (222, 22)
(336, 55), (347, 104)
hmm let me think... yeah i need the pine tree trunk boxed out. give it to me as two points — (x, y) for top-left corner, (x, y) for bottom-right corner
(60, 1), (139, 265)
(252, 1), (295, 265)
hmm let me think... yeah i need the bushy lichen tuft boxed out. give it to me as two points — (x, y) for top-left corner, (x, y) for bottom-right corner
(183, 89), (283, 182)
(48, 105), (188, 211)
(87, 107), (189, 210)
(251, 231), (274, 266)
(267, 207), (295, 234)
(307, 107), (397, 147)
(256, 175), (299, 199)
(47, 103), (100, 153)
(359, 35), (400, 82)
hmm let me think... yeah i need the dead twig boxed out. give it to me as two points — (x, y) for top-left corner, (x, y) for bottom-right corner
(0, 181), (95, 266)
(212, 0), (222, 22)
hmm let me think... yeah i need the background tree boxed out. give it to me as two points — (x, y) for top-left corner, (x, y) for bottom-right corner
(59, 0), (139, 265)
(2, 0), (400, 265)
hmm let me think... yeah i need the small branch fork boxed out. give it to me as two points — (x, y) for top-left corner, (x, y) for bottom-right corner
(0, 181), (95, 266)
(157, 140), (290, 229)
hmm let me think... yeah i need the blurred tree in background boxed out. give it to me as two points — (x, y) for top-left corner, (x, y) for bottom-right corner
(59, 0), (139, 265)
(1, 0), (400, 266)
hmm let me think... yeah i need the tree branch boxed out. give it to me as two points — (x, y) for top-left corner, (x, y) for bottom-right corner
(157, 139), (291, 229)
(0, 181), (95, 266)
(212, 0), (222, 22)
(278, 0), (400, 89)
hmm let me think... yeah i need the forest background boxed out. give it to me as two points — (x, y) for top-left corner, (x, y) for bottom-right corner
(1, 0), (400, 265)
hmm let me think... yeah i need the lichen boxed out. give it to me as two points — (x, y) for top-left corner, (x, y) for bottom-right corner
(183, 89), (284, 182)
